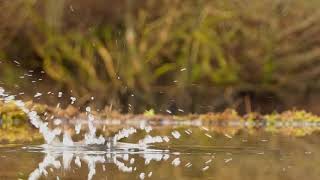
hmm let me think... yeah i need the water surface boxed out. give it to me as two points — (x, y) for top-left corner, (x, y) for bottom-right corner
(0, 124), (319, 180)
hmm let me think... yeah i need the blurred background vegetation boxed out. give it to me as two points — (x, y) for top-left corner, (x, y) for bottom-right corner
(1, 0), (320, 114)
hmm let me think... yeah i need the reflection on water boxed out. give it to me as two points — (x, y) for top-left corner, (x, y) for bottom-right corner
(1, 86), (320, 179)
(26, 143), (169, 180)
(0, 126), (320, 180)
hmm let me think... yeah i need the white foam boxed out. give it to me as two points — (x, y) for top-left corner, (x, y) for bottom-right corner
(171, 131), (181, 139)
(63, 133), (74, 146)
(75, 156), (81, 167)
(34, 93), (42, 98)
(139, 173), (145, 180)
(172, 158), (181, 167)
(63, 152), (74, 169)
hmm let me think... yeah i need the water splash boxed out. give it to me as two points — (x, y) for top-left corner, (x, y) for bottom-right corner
(0, 87), (61, 144)
(0, 86), (256, 180)
(1, 86), (185, 180)
(84, 107), (105, 145)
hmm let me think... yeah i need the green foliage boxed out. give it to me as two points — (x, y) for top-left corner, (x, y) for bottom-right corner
(144, 109), (155, 116)
(1, 0), (320, 112)
(0, 102), (27, 128)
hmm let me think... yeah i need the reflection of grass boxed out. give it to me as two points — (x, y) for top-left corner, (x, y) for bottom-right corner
(0, 126), (42, 143)
(263, 111), (320, 136)
(1, 0), (320, 112)
(0, 101), (43, 143)
(1, 101), (320, 143)
(0, 102), (27, 128)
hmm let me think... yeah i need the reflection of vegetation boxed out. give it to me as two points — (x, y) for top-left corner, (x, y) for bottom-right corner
(1, 0), (320, 113)
(1, 101), (320, 143)
(144, 109), (155, 116)
(0, 126), (42, 143)
(0, 101), (43, 143)
(0, 102), (27, 128)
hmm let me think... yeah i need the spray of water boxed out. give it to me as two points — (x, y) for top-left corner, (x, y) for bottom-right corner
(0, 87), (61, 144)
(1, 86), (222, 180)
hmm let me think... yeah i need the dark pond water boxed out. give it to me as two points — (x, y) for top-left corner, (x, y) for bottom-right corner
(0, 123), (319, 180)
